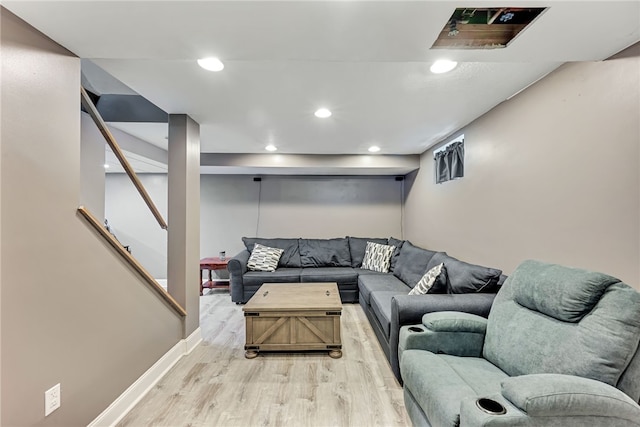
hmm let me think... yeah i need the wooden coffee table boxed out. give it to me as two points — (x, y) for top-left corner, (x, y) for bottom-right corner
(243, 283), (342, 359)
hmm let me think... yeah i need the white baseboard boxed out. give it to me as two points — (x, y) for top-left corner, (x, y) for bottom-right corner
(185, 327), (203, 354)
(88, 327), (202, 427)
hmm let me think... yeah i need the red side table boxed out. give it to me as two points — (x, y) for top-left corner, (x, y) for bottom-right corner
(200, 257), (230, 295)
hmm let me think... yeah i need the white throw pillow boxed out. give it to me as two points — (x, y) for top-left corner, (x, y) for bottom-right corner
(247, 243), (284, 272)
(409, 263), (444, 295)
(361, 242), (396, 273)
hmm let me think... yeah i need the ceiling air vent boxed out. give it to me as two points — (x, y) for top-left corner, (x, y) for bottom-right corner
(432, 7), (547, 49)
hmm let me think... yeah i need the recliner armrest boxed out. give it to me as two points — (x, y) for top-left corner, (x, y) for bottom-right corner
(399, 312), (487, 359)
(389, 293), (496, 381)
(422, 311), (488, 334)
(501, 374), (640, 423)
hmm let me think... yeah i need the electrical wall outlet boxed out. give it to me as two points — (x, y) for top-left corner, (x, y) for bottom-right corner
(44, 383), (61, 416)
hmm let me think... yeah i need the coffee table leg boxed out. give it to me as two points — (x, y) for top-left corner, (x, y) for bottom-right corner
(329, 349), (342, 359)
(245, 350), (259, 359)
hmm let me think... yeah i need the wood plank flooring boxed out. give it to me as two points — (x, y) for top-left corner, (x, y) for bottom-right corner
(118, 289), (411, 427)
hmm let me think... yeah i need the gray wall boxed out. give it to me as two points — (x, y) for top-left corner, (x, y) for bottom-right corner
(0, 9), (183, 426)
(80, 113), (106, 221)
(404, 44), (640, 289)
(200, 175), (404, 259)
(105, 174), (168, 278)
(105, 174), (403, 278)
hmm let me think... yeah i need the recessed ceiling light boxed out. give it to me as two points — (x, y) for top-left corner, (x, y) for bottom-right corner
(430, 60), (458, 74)
(368, 146), (381, 153)
(314, 108), (332, 118)
(197, 57), (224, 72)
(103, 164), (110, 169)
(265, 144), (277, 152)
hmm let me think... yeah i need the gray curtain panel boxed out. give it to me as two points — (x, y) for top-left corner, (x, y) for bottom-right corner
(435, 140), (464, 184)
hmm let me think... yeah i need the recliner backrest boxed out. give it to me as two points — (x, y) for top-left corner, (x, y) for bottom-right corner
(483, 260), (640, 401)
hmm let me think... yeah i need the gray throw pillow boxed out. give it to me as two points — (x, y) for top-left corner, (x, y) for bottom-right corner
(393, 241), (438, 287)
(242, 237), (301, 267)
(299, 238), (351, 267)
(426, 252), (502, 293)
(388, 237), (405, 272)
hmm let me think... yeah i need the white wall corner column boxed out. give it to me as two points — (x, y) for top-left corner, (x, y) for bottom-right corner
(167, 114), (201, 336)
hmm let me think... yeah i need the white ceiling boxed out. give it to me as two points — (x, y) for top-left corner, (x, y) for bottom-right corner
(5, 1), (640, 156)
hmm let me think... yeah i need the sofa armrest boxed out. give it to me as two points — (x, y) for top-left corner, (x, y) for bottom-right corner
(501, 374), (640, 422)
(389, 293), (496, 381)
(228, 250), (250, 303)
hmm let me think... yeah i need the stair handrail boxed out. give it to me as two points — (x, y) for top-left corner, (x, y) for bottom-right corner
(80, 87), (168, 230)
(78, 206), (186, 316)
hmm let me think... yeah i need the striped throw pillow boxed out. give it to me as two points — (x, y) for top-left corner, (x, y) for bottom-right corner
(247, 243), (284, 272)
(361, 242), (396, 273)
(409, 263), (444, 295)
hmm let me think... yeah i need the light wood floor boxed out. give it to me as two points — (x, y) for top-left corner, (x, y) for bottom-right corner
(118, 289), (411, 427)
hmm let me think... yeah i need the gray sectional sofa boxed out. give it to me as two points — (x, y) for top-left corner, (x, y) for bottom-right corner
(228, 236), (505, 381)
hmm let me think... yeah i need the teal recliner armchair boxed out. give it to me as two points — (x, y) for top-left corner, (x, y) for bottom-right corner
(399, 260), (640, 426)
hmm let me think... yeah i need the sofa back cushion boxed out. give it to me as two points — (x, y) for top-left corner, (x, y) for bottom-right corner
(484, 260), (640, 390)
(347, 237), (388, 268)
(426, 253), (502, 294)
(392, 241), (437, 287)
(299, 238), (351, 267)
(242, 237), (301, 268)
(388, 237), (405, 272)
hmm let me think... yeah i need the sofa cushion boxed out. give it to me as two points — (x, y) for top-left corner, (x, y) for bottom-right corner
(300, 267), (357, 285)
(358, 274), (409, 305)
(484, 262), (640, 387)
(243, 268), (303, 287)
(392, 242), (438, 287)
(427, 252), (502, 294)
(370, 291), (407, 338)
(299, 238), (351, 267)
(361, 242), (396, 273)
(510, 259), (620, 322)
(247, 244), (283, 272)
(242, 237), (301, 268)
(409, 263), (445, 295)
(348, 237), (388, 268)
(401, 352), (508, 427)
(388, 237), (404, 272)
(355, 268), (390, 276)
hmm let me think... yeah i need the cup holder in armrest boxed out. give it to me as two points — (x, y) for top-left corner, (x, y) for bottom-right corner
(476, 398), (506, 415)
(408, 326), (424, 333)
